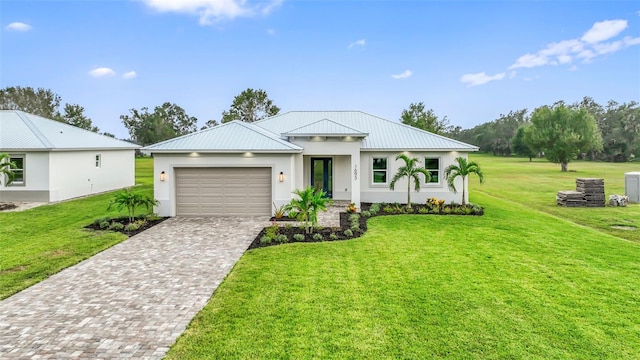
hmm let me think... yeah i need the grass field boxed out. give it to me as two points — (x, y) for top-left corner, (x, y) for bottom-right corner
(166, 155), (640, 359)
(0, 157), (154, 299)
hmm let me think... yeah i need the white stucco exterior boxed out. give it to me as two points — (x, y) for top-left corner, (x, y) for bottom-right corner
(0, 150), (135, 202)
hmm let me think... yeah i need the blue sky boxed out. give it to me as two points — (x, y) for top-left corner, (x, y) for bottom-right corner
(2, 0), (639, 139)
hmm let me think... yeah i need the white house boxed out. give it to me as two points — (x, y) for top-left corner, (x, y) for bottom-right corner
(0, 110), (139, 202)
(145, 111), (478, 217)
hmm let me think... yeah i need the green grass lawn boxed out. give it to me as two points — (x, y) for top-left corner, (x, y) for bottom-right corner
(0, 157), (154, 299)
(166, 156), (640, 359)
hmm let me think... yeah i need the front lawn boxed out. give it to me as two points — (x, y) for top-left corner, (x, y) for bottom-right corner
(166, 190), (640, 359)
(0, 157), (154, 299)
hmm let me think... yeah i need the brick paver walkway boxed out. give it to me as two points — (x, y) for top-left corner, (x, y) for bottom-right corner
(0, 217), (268, 359)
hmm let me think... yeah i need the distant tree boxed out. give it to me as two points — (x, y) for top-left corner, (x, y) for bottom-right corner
(222, 88), (280, 123)
(0, 86), (62, 119)
(400, 102), (452, 135)
(389, 154), (431, 208)
(524, 104), (602, 171)
(511, 125), (536, 161)
(200, 119), (220, 130)
(444, 157), (484, 207)
(121, 102), (198, 146)
(0, 153), (17, 186)
(101, 132), (116, 138)
(61, 104), (99, 132)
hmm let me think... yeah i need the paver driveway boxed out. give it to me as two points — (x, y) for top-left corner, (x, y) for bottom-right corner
(0, 216), (268, 359)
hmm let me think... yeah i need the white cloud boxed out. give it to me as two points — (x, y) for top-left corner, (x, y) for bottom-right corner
(460, 72), (506, 87)
(141, 0), (283, 25)
(6, 22), (32, 32)
(266, 28), (276, 35)
(508, 18), (639, 70)
(581, 20), (627, 43)
(509, 71), (517, 79)
(122, 71), (137, 79)
(348, 39), (366, 48)
(569, 65), (578, 71)
(89, 67), (116, 78)
(391, 70), (412, 79)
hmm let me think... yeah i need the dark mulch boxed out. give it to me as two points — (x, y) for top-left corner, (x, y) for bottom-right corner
(250, 202), (484, 250)
(84, 216), (170, 237)
(0, 203), (18, 211)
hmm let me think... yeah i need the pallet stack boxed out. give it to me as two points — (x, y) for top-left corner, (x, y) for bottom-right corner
(576, 178), (605, 207)
(556, 191), (586, 207)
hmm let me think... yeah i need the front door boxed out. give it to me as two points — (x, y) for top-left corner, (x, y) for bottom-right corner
(311, 157), (332, 198)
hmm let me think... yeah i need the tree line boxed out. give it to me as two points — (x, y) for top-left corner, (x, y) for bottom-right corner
(446, 97), (640, 167)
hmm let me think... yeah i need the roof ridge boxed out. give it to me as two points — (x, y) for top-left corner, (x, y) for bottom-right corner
(14, 111), (54, 149)
(233, 120), (302, 150)
(283, 118), (367, 135)
(144, 120), (234, 149)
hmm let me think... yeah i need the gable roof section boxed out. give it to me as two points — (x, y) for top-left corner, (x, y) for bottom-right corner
(0, 110), (139, 151)
(283, 118), (368, 137)
(255, 111), (478, 151)
(144, 120), (303, 153)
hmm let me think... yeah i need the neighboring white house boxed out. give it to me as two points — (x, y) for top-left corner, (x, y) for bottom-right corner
(0, 110), (139, 202)
(144, 111), (479, 217)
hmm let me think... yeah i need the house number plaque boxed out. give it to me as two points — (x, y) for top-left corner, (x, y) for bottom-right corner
(354, 165), (358, 180)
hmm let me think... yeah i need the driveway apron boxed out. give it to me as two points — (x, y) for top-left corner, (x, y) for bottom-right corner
(0, 216), (268, 359)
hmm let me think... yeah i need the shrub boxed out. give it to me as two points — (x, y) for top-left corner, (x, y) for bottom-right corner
(361, 210), (371, 218)
(99, 221), (110, 229)
(284, 223), (292, 230)
(348, 214), (360, 222)
(463, 207), (474, 215)
(346, 203), (357, 213)
(93, 217), (110, 226)
(369, 203), (381, 213)
(312, 233), (323, 241)
(418, 207), (429, 214)
(343, 229), (353, 237)
(443, 207), (453, 214)
(146, 213), (162, 221)
(265, 222), (279, 238)
(350, 224), (360, 233)
(260, 236), (273, 244)
(109, 222), (124, 231)
(406, 207), (414, 213)
(293, 234), (305, 241)
(276, 234), (289, 243)
(124, 223), (140, 232)
(382, 205), (394, 213)
(329, 233), (338, 240)
(273, 202), (287, 219)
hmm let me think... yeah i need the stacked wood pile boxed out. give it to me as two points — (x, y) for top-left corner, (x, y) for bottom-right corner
(576, 178), (605, 207)
(557, 178), (605, 207)
(556, 191), (586, 207)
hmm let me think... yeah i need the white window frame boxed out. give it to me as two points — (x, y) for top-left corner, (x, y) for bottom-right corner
(95, 154), (101, 168)
(8, 154), (25, 187)
(424, 157), (441, 186)
(371, 156), (389, 186)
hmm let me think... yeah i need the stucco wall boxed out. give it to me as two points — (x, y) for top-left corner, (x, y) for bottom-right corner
(0, 152), (50, 202)
(359, 151), (468, 205)
(153, 153), (296, 217)
(49, 150), (135, 202)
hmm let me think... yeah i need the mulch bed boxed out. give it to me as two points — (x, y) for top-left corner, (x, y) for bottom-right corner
(0, 203), (18, 211)
(249, 202), (484, 250)
(84, 216), (169, 237)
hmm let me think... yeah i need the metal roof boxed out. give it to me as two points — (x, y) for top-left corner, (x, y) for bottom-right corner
(283, 118), (368, 137)
(144, 120), (303, 153)
(0, 110), (139, 151)
(255, 111), (479, 151)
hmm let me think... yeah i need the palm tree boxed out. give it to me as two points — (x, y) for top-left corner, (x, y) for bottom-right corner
(444, 157), (484, 207)
(285, 187), (333, 234)
(0, 153), (17, 186)
(389, 154), (431, 208)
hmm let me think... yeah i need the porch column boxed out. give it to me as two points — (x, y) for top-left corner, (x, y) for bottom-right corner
(350, 152), (361, 207)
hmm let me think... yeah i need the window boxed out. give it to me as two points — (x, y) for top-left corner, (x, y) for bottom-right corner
(9, 155), (25, 186)
(95, 154), (101, 168)
(372, 157), (388, 184)
(424, 158), (440, 184)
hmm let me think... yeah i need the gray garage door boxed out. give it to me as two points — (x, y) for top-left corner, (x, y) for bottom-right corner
(175, 167), (271, 216)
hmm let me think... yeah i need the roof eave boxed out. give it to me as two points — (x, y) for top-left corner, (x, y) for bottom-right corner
(360, 147), (478, 152)
(147, 149), (303, 154)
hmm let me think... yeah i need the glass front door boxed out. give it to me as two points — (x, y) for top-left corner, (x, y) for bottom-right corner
(311, 158), (332, 198)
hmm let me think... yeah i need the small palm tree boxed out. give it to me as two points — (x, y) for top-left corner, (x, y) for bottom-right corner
(444, 157), (484, 207)
(0, 153), (17, 186)
(389, 154), (431, 208)
(107, 188), (159, 224)
(285, 187), (333, 234)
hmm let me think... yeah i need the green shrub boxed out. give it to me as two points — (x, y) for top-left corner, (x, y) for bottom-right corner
(260, 236), (273, 244)
(329, 233), (338, 240)
(293, 234), (305, 242)
(406, 207), (414, 213)
(124, 223), (140, 232)
(284, 223), (292, 230)
(109, 222), (124, 231)
(343, 229), (353, 237)
(418, 207), (429, 214)
(93, 217), (110, 226)
(351, 224), (360, 232)
(382, 205), (394, 213)
(348, 214), (360, 222)
(312, 233), (323, 241)
(99, 221), (110, 229)
(276, 234), (289, 243)
(265, 223), (279, 238)
(443, 207), (453, 214)
(146, 213), (162, 221)
(361, 210), (371, 218)
(369, 203), (381, 213)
